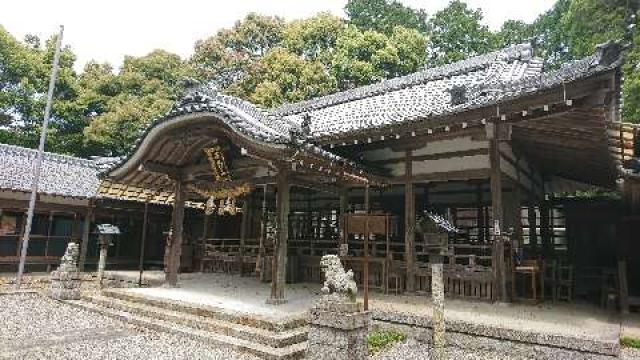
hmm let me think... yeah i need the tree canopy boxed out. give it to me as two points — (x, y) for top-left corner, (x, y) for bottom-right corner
(1, 0), (639, 158)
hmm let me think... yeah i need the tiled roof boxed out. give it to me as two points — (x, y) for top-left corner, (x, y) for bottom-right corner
(0, 144), (101, 198)
(272, 41), (624, 141)
(105, 84), (369, 180)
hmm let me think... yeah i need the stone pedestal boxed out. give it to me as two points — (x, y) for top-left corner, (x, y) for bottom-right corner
(49, 269), (81, 300)
(49, 242), (82, 300)
(308, 300), (371, 360)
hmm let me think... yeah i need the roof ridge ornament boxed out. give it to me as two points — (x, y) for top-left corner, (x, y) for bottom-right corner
(173, 78), (220, 111)
(592, 40), (629, 68)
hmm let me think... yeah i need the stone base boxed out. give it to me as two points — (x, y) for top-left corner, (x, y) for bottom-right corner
(49, 270), (81, 300)
(308, 301), (370, 360)
(265, 297), (288, 305)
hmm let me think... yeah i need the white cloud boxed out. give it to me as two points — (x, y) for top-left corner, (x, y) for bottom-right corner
(0, 0), (555, 71)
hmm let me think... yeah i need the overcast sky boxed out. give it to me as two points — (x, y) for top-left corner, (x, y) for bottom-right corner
(1, 0), (556, 71)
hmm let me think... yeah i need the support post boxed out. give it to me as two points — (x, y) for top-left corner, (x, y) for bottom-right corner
(363, 183), (370, 311)
(528, 204), (538, 257)
(78, 203), (93, 272)
(430, 254), (446, 360)
(268, 170), (290, 304)
(166, 180), (185, 287)
(488, 121), (507, 302)
(540, 200), (552, 259)
(339, 188), (349, 246)
(138, 199), (149, 286)
(239, 195), (251, 276)
(405, 149), (416, 292)
(257, 184), (268, 278)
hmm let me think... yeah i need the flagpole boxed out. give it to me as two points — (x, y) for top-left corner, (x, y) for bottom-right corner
(15, 25), (64, 289)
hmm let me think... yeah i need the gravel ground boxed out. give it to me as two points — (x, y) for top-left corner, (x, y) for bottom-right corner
(0, 293), (259, 360)
(622, 348), (640, 360)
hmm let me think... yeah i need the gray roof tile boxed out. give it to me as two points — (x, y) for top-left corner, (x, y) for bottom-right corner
(0, 144), (101, 198)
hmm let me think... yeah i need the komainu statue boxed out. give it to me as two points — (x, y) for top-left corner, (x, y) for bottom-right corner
(319, 255), (357, 303)
(49, 242), (81, 300)
(58, 242), (80, 272)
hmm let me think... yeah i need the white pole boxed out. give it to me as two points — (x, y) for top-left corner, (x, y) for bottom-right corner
(15, 25), (64, 288)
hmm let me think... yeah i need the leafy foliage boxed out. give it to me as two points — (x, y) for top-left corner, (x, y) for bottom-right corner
(427, 0), (495, 66)
(345, 0), (429, 35)
(367, 330), (406, 354)
(233, 47), (337, 108)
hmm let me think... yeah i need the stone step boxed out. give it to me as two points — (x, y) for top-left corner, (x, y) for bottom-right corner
(67, 299), (307, 360)
(101, 289), (306, 332)
(85, 294), (307, 348)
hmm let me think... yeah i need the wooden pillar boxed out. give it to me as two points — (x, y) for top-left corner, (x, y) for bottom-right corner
(166, 180), (185, 287)
(257, 184), (268, 278)
(239, 195), (251, 276)
(78, 202), (93, 272)
(540, 200), (552, 258)
(488, 121), (507, 302)
(364, 183), (370, 310)
(504, 185), (523, 245)
(268, 170), (290, 304)
(405, 149), (416, 292)
(339, 188), (349, 246)
(138, 200), (149, 286)
(475, 182), (484, 243)
(528, 204), (538, 257)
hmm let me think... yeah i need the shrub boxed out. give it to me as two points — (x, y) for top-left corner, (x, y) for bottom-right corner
(621, 336), (640, 349)
(367, 329), (406, 354)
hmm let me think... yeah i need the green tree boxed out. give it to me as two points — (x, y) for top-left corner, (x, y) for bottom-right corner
(331, 25), (427, 89)
(283, 12), (346, 65)
(191, 13), (284, 86)
(83, 50), (194, 156)
(345, 0), (429, 35)
(233, 47), (337, 108)
(0, 26), (83, 154)
(427, 0), (495, 66)
(561, 0), (628, 58)
(495, 20), (535, 48)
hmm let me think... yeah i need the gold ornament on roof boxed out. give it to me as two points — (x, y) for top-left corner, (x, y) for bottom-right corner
(195, 146), (250, 215)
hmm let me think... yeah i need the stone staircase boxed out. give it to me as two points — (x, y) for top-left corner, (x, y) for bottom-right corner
(68, 289), (308, 360)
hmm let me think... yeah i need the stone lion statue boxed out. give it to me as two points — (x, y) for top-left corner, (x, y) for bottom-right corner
(319, 255), (357, 302)
(58, 242), (80, 272)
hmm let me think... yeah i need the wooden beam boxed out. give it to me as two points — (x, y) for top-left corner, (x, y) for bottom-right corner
(141, 161), (181, 179)
(268, 170), (290, 304)
(405, 149), (416, 292)
(371, 148), (489, 166)
(389, 169), (490, 184)
(166, 180), (185, 286)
